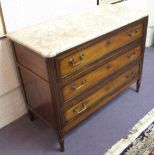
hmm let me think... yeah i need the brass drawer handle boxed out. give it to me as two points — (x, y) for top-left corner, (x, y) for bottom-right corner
(125, 71), (135, 79)
(127, 53), (132, 58)
(127, 51), (137, 58)
(71, 79), (86, 91)
(73, 104), (87, 114)
(128, 31), (133, 37)
(128, 29), (139, 37)
(69, 54), (84, 67)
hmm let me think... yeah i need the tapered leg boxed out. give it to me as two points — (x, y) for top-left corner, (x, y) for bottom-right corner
(56, 131), (64, 152)
(28, 110), (35, 121)
(58, 136), (64, 152)
(136, 79), (141, 93)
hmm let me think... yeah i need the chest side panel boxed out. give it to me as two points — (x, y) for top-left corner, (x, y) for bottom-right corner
(13, 42), (48, 81)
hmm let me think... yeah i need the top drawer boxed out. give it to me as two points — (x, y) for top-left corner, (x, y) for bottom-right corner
(57, 23), (143, 78)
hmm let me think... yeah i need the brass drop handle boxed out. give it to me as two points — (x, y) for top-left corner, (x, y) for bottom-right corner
(127, 51), (137, 58)
(128, 29), (139, 37)
(69, 54), (84, 67)
(73, 104), (87, 114)
(128, 31), (133, 37)
(71, 80), (86, 91)
(125, 71), (134, 79)
(127, 53), (132, 58)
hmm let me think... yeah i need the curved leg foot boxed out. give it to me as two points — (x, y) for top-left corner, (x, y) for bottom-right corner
(28, 110), (35, 121)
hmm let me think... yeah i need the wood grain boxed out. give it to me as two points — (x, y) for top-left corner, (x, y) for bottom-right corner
(64, 64), (139, 122)
(64, 75), (138, 133)
(19, 65), (55, 126)
(13, 42), (48, 81)
(58, 23), (143, 77)
(63, 46), (141, 102)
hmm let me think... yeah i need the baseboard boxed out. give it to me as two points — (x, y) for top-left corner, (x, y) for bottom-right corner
(0, 86), (27, 129)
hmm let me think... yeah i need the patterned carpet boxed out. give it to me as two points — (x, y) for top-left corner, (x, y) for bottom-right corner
(105, 110), (154, 155)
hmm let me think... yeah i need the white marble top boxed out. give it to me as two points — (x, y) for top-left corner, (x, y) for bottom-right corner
(7, 4), (147, 58)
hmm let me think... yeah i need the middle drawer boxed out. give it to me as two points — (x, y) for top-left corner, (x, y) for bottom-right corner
(64, 64), (139, 122)
(62, 46), (141, 102)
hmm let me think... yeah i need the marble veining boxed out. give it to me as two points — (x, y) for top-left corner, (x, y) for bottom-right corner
(7, 4), (148, 58)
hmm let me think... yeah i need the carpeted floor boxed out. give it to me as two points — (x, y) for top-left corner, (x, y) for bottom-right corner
(0, 47), (153, 155)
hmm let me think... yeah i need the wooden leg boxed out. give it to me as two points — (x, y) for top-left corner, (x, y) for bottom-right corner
(58, 137), (64, 152)
(56, 131), (64, 152)
(136, 79), (141, 93)
(28, 110), (35, 121)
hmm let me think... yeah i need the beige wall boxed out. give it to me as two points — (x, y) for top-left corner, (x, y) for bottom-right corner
(1, 0), (96, 33)
(0, 0), (96, 128)
(0, 16), (4, 37)
(0, 3), (27, 129)
(0, 38), (27, 129)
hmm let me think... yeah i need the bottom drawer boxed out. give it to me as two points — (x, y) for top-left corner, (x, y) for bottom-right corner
(64, 64), (139, 125)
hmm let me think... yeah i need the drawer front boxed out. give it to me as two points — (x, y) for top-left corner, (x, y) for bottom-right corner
(64, 64), (139, 122)
(63, 46), (141, 102)
(58, 23), (143, 77)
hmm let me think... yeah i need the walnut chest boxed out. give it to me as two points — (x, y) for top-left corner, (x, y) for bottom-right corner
(7, 5), (148, 152)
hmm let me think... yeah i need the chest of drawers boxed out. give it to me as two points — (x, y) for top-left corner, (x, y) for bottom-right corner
(7, 5), (148, 152)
